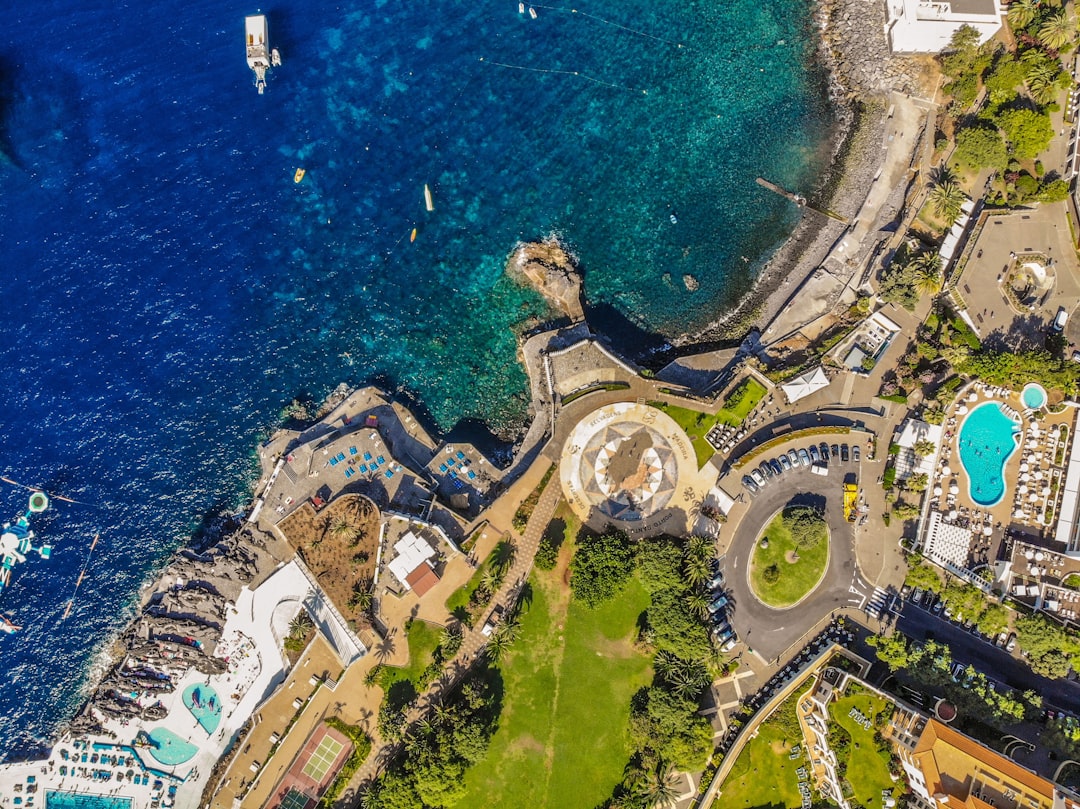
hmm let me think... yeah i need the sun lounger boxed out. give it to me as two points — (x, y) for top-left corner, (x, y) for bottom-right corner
(349, 446), (358, 455)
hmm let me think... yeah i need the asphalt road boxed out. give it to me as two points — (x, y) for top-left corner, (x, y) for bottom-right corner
(723, 462), (871, 662)
(895, 600), (1080, 711)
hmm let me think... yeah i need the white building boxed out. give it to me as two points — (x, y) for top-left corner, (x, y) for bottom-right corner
(885, 0), (1003, 53)
(923, 510), (973, 570)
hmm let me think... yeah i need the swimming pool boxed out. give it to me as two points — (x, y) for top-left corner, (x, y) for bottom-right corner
(146, 727), (198, 766)
(45, 792), (132, 809)
(1022, 383), (1047, 409)
(958, 402), (1020, 506)
(183, 683), (222, 735)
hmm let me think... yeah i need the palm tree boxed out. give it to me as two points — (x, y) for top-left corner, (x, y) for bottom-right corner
(912, 439), (937, 458)
(1007, 0), (1039, 29)
(685, 591), (710, 620)
(685, 534), (711, 563)
(493, 540), (517, 576)
(654, 650), (678, 681)
(329, 516), (357, 542)
(911, 253), (944, 296)
(440, 625), (463, 657)
(288, 610), (313, 639)
(683, 555), (710, 588)
(483, 627), (514, 663)
(480, 566), (502, 596)
(927, 180), (965, 226)
(1039, 10), (1076, 50)
(1027, 61), (1063, 105)
(637, 759), (681, 808)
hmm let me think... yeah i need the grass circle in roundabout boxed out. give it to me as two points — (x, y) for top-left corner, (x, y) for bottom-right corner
(749, 507), (830, 609)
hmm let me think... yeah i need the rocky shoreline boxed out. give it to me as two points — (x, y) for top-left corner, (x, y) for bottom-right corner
(32, 0), (934, 761)
(683, 0), (931, 344)
(66, 521), (288, 737)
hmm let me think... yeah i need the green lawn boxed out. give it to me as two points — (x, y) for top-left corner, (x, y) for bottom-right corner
(378, 619), (442, 698)
(460, 562), (652, 808)
(446, 541), (510, 620)
(831, 690), (895, 808)
(654, 378), (767, 467)
(750, 514), (829, 608)
(714, 715), (804, 808)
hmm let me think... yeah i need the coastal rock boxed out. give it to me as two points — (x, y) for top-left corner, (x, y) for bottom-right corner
(79, 523), (280, 728)
(506, 238), (585, 322)
(683, 274), (700, 292)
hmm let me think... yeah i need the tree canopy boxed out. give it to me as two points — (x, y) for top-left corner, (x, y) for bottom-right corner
(955, 125), (1009, 170)
(1016, 613), (1080, 677)
(993, 107), (1053, 160)
(781, 505), (826, 550)
(570, 529), (633, 607)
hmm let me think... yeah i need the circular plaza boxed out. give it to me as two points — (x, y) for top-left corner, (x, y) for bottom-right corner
(559, 401), (701, 535)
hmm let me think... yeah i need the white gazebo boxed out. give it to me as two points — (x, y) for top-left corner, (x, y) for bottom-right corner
(781, 366), (830, 405)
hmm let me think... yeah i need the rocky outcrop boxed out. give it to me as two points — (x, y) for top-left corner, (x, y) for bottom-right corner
(507, 238), (585, 322)
(813, 0), (931, 101)
(75, 523), (280, 731)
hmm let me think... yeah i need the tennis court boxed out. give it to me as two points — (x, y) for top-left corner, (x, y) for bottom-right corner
(301, 735), (344, 782)
(277, 787), (315, 809)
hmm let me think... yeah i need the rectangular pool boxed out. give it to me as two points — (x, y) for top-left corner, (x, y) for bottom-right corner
(46, 792), (133, 809)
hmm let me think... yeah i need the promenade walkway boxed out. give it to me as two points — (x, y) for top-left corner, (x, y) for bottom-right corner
(339, 469), (563, 806)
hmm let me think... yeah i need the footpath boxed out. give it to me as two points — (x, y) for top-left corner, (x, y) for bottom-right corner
(339, 470), (563, 805)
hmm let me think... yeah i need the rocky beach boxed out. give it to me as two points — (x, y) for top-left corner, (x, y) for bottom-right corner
(684, 0), (935, 345)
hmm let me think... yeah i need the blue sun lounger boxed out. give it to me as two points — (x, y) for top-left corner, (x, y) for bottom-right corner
(329, 457), (339, 467)
(350, 446), (358, 455)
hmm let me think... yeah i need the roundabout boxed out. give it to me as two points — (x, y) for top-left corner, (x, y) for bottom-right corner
(749, 507), (830, 609)
(721, 461), (862, 662)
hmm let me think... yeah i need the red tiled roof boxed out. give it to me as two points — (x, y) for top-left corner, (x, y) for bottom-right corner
(406, 563), (440, 597)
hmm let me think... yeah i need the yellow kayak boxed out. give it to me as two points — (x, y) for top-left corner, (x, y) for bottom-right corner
(294, 168), (306, 183)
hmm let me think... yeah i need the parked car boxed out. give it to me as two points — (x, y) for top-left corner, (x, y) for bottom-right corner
(831, 443), (840, 459)
(779, 453), (792, 471)
(714, 627), (735, 643)
(712, 617), (731, 633)
(708, 571), (725, 590)
(750, 469), (765, 487)
(759, 462), (775, 481)
(911, 587), (924, 605)
(769, 459), (784, 477)
(931, 597), (944, 615)
(720, 636), (738, 653)
(787, 449), (800, 467)
(742, 475), (759, 493)
(901, 584), (911, 599)
(840, 444), (850, 462)
(809, 445), (821, 463)
(853, 445), (861, 462)
(819, 442), (830, 461)
(708, 594), (730, 614)
(995, 631), (1008, 647)
(1006, 632), (1018, 652)
(798, 448), (811, 467)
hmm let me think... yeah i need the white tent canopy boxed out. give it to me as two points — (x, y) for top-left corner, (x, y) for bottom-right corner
(781, 366), (830, 404)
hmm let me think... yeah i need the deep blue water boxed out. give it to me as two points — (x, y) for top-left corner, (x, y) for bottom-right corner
(0, 0), (833, 751)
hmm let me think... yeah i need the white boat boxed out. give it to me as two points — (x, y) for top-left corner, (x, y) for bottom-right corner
(529, 6), (537, 18)
(245, 14), (274, 94)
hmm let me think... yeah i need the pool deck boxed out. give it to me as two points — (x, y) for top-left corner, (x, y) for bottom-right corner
(922, 382), (1077, 574)
(0, 562), (311, 809)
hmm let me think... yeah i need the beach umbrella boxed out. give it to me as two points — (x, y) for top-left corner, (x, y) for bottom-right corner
(942, 465), (951, 476)
(934, 485), (943, 496)
(1030, 493), (1040, 503)
(969, 392), (978, 402)
(983, 525), (993, 536)
(1034, 470), (1044, 480)
(958, 405), (969, 415)
(1019, 484), (1028, 495)
(949, 509), (958, 519)
(1020, 463), (1029, 473)
(949, 483), (960, 494)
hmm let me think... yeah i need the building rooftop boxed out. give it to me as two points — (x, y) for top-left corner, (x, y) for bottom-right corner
(911, 719), (1079, 809)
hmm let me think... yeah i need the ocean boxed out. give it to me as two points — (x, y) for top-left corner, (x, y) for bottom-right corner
(0, 0), (834, 753)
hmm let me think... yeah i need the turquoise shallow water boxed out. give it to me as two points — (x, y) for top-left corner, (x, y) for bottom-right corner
(0, 0), (834, 752)
(959, 403), (1020, 507)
